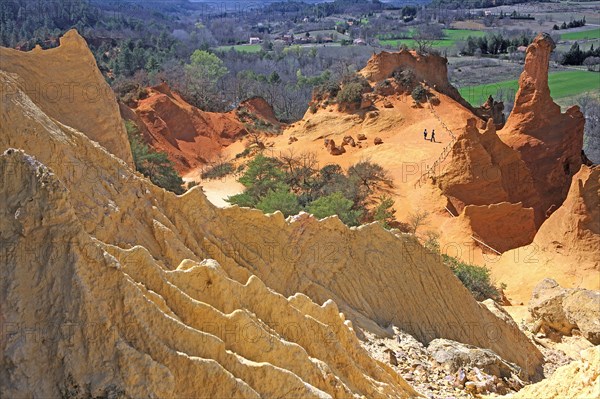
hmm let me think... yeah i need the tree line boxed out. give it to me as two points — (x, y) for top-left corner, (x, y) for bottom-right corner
(460, 32), (532, 56)
(553, 17), (586, 31)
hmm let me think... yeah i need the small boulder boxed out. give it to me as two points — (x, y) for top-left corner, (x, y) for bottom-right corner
(326, 139), (346, 156)
(427, 339), (519, 379)
(374, 137), (383, 145)
(563, 289), (600, 345)
(529, 278), (578, 336)
(357, 133), (367, 141)
(342, 135), (356, 147)
(383, 348), (398, 366)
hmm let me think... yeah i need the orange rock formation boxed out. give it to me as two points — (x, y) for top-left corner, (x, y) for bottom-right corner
(0, 29), (133, 166)
(499, 33), (585, 222)
(0, 31), (547, 398)
(123, 84), (279, 173)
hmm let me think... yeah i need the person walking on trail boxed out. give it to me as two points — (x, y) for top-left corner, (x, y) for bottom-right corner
(423, 129), (428, 140)
(430, 130), (436, 143)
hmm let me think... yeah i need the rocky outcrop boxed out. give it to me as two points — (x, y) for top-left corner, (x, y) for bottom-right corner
(359, 50), (474, 111)
(437, 119), (540, 221)
(533, 165), (600, 259)
(499, 33), (585, 220)
(508, 346), (599, 399)
(325, 138), (346, 155)
(427, 339), (520, 379)
(530, 279), (600, 344)
(124, 83), (250, 173)
(530, 279), (578, 336)
(474, 95), (505, 127)
(0, 149), (417, 399)
(0, 29), (133, 166)
(239, 96), (280, 126)
(458, 202), (536, 253)
(0, 56), (544, 389)
(343, 135), (357, 147)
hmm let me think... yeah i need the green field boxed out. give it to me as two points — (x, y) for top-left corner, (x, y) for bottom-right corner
(215, 44), (262, 53)
(560, 28), (600, 41)
(379, 29), (486, 49)
(459, 70), (600, 106)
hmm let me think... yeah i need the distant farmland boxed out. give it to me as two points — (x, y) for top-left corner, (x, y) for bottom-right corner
(215, 44), (262, 53)
(379, 29), (486, 49)
(459, 70), (600, 106)
(560, 28), (600, 41)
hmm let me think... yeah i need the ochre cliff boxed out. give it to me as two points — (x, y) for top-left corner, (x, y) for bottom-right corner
(123, 84), (279, 173)
(499, 33), (585, 221)
(507, 346), (599, 399)
(359, 49), (474, 111)
(0, 29), (133, 166)
(0, 29), (545, 396)
(489, 165), (600, 304)
(436, 118), (539, 218)
(0, 148), (417, 398)
(533, 164), (600, 258)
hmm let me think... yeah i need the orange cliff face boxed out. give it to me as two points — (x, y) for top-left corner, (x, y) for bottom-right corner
(0, 29), (134, 166)
(499, 33), (585, 222)
(0, 27), (548, 395)
(359, 50), (473, 111)
(122, 83), (280, 173)
(491, 165), (600, 304)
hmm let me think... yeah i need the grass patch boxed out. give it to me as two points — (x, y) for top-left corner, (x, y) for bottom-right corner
(215, 44), (262, 53)
(560, 28), (600, 41)
(379, 29), (485, 49)
(459, 70), (600, 106)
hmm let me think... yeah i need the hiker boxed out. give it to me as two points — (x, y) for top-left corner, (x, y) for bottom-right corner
(430, 130), (436, 143)
(423, 129), (427, 140)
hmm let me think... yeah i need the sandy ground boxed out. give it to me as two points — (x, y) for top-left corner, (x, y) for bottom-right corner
(184, 141), (246, 208)
(197, 177), (245, 208)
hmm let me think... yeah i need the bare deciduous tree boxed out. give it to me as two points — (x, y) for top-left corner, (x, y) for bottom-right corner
(408, 210), (430, 235)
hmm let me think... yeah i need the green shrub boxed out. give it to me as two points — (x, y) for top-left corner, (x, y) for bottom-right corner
(393, 68), (414, 88)
(315, 80), (340, 99)
(348, 161), (388, 191)
(442, 254), (500, 301)
(374, 79), (392, 94)
(372, 195), (396, 228)
(125, 120), (185, 194)
(227, 192), (256, 207)
(337, 82), (364, 105)
(309, 103), (318, 113)
(424, 231), (440, 253)
(308, 192), (362, 226)
(316, 164), (362, 205)
(236, 154), (286, 202)
(252, 118), (279, 133)
(256, 187), (301, 216)
(411, 86), (428, 102)
(236, 107), (251, 120)
(201, 162), (234, 180)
